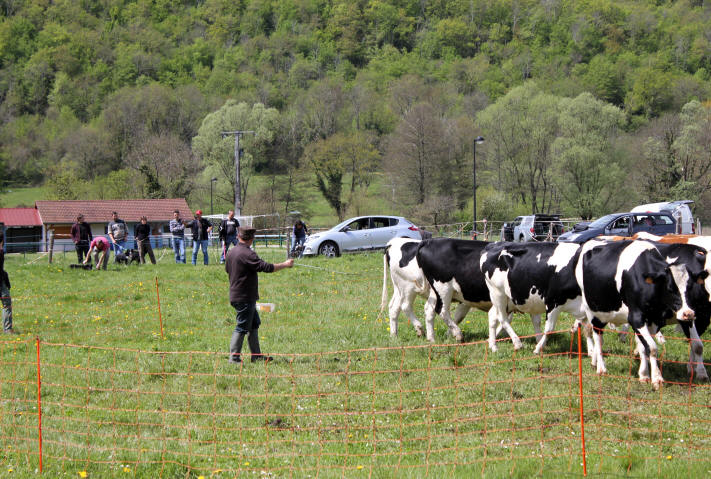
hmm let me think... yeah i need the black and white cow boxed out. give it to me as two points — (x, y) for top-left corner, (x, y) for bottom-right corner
(598, 234), (711, 381)
(415, 238), (541, 348)
(480, 242), (587, 355)
(576, 240), (698, 389)
(381, 238), (429, 338)
(638, 241), (711, 381)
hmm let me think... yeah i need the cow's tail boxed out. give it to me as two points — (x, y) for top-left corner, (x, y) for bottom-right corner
(378, 248), (391, 320)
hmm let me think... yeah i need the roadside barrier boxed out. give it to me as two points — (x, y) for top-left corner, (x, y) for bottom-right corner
(1, 330), (709, 477)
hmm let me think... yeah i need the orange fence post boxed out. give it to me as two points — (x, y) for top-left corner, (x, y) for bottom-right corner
(36, 337), (43, 474)
(155, 276), (164, 340)
(577, 327), (587, 476)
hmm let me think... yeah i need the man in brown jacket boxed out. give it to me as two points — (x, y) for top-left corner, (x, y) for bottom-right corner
(225, 227), (293, 363)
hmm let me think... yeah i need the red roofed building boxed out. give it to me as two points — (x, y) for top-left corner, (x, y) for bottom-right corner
(0, 208), (43, 252)
(2, 199), (192, 253)
(34, 199), (192, 252)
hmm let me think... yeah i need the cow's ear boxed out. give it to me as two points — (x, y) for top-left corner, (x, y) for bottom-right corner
(644, 276), (655, 285)
(696, 270), (709, 284)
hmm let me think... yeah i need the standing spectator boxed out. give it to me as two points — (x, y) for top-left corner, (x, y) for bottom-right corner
(85, 236), (110, 270)
(135, 216), (157, 264)
(225, 227), (294, 363)
(0, 233), (16, 334)
(291, 220), (308, 255)
(169, 209), (186, 263)
(219, 209), (240, 264)
(186, 210), (212, 265)
(71, 214), (93, 265)
(107, 211), (128, 261)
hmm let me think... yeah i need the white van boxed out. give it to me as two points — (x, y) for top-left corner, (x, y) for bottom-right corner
(630, 200), (697, 234)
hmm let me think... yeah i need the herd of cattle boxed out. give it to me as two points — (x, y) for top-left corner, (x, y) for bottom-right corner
(381, 233), (711, 389)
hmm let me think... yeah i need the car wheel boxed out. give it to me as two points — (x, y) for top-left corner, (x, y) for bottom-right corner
(318, 241), (339, 258)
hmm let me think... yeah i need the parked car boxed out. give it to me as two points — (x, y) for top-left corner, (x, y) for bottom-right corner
(511, 214), (565, 242)
(302, 215), (422, 257)
(557, 211), (676, 243)
(500, 222), (514, 242)
(631, 200), (696, 234)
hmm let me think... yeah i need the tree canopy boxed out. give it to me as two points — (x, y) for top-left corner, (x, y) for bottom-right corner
(3, 0), (711, 222)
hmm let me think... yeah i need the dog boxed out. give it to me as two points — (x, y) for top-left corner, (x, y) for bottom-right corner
(115, 249), (141, 265)
(70, 264), (93, 270)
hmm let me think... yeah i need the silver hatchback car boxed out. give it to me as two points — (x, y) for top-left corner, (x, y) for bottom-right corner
(302, 215), (423, 257)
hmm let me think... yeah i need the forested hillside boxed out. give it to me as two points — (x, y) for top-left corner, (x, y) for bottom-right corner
(2, 0), (711, 223)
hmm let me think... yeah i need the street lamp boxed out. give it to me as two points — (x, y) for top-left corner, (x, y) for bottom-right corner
(210, 177), (218, 215)
(473, 136), (485, 236)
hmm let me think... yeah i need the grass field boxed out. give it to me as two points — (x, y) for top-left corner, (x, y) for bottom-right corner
(1, 246), (710, 478)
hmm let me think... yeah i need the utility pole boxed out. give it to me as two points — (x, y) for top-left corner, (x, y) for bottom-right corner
(473, 136), (485, 236)
(221, 130), (255, 216)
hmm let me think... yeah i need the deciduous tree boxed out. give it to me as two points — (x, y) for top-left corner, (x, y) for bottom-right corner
(192, 100), (280, 210)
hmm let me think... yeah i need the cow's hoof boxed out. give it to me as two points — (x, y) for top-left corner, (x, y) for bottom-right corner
(415, 327), (423, 337)
(489, 344), (498, 353)
(652, 379), (663, 390)
(533, 346), (542, 355)
(426, 337), (435, 343)
(513, 341), (523, 351)
(697, 372), (709, 382)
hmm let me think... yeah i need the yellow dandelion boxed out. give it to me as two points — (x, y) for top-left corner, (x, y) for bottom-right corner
(243, 462), (249, 466)
(123, 466), (130, 472)
(667, 455), (673, 460)
(78, 471), (88, 478)
(357, 465), (363, 470)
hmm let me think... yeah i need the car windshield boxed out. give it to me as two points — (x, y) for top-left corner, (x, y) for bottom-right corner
(587, 214), (619, 229)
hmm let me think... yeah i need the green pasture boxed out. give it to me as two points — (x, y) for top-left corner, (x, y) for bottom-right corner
(0, 246), (710, 478)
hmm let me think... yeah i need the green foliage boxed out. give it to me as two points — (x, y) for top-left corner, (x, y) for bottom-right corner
(192, 100), (281, 208)
(477, 82), (560, 214)
(552, 92), (626, 219)
(3, 0), (711, 219)
(303, 131), (380, 220)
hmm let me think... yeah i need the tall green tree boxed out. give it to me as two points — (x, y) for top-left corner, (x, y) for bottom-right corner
(303, 131), (380, 220)
(552, 92), (625, 219)
(192, 100), (280, 210)
(477, 82), (560, 214)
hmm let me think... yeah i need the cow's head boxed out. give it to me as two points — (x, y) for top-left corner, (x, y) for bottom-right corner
(630, 248), (690, 322)
(664, 245), (711, 322)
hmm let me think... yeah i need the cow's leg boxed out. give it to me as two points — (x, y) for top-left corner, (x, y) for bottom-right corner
(632, 333), (650, 382)
(452, 303), (471, 325)
(437, 291), (463, 342)
(680, 322), (708, 381)
(534, 309), (559, 355)
(531, 314), (542, 343)
(633, 320), (662, 389)
(616, 323), (630, 343)
(689, 323), (708, 381)
(400, 288), (424, 337)
(497, 312), (523, 350)
(571, 319), (594, 357)
(388, 288), (402, 338)
(487, 307), (500, 352)
(591, 318), (607, 373)
(423, 293), (437, 343)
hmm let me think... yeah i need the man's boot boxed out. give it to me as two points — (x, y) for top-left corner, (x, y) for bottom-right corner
(248, 330), (273, 362)
(229, 331), (246, 363)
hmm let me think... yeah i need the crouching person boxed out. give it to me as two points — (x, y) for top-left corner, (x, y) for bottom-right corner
(0, 233), (16, 334)
(85, 236), (110, 270)
(225, 227), (293, 363)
